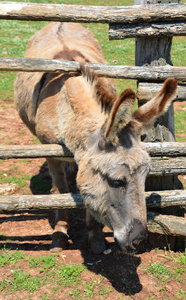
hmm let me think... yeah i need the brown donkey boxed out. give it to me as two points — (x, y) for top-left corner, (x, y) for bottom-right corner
(15, 22), (177, 254)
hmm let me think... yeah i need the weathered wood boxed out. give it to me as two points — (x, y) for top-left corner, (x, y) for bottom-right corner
(0, 143), (186, 159)
(0, 144), (74, 161)
(0, 193), (84, 211)
(143, 142), (186, 157)
(149, 157), (186, 176)
(135, 0), (180, 199)
(145, 190), (186, 208)
(109, 21), (186, 39)
(137, 82), (186, 103)
(0, 2), (185, 23)
(0, 193), (185, 237)
(0, 57), (186, 81)
(147, 212), (186, 237)
(0, 190), (185, 212)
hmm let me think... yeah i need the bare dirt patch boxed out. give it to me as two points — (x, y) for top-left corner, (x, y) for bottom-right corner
(0, 100), (185, 299)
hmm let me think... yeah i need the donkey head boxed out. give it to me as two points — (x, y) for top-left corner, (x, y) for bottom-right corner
(77, 78), (177, 253)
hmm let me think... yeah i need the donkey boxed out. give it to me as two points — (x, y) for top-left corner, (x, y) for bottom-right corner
(15, 22), (177, 254)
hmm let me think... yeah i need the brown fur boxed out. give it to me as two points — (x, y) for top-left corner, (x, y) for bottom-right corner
(15, 22), (177, 254)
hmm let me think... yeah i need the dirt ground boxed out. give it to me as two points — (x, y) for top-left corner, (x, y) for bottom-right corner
(0, 100), (185, 299)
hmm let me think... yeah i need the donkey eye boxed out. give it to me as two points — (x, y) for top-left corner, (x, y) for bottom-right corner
(107, 178), (127, 188)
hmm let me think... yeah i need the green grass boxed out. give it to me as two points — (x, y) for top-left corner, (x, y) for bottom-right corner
(0, 173), (31, 188)
(145, 251), (186, 297)
(174, 110), (186, 142)
(147, 262), (172, 284)
(0, 249), (89, 297)
(0, 247), (185, 299)
(0, 249), (25, 266)
(28, 254), (57, 271)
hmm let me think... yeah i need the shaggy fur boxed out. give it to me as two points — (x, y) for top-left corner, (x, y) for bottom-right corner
(15, 22), (177, 253)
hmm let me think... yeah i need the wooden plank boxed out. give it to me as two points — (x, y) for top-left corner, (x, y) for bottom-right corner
(109, 22), (186, 39)
(142, 142), (186, 157)
(145, 190), (186, 208)
(0, 143), (186, 159)
(137, 82), (186, 103)
(0, 2), (185, 23)
(0, 190), (185, 212)
(149, 157), (186, 176)
(0, 193), (84, 211)
(0, 57), (186, 81)
(0, 144), (74, 161)
(147, 212), (186, 237)
(0, 192), (186, 237)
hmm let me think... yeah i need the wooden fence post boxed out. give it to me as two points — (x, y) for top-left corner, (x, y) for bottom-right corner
(134, 0), (184, 249)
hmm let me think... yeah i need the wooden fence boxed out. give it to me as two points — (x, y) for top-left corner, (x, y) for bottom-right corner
(0, 1), (186, 240)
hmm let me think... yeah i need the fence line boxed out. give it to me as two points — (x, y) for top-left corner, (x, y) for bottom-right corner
(0, 142), (186, 159)
(0, 190), (186, 211)
(0, 57), (186, 82)
(0, 192), (185, 237)
(109, 21), (186, 39)
(0, 2), (185, 23)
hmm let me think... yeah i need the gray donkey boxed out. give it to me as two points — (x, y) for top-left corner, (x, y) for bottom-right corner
(15, 22), (177, 254)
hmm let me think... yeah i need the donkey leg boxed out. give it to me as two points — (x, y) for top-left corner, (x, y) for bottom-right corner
(47, 158), (69, 252)
(86, 210), (106, 254)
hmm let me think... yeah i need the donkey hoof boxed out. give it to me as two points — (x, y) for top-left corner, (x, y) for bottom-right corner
(50, 232), (69, 252)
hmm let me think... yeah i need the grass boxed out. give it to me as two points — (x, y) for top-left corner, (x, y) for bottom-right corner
(0, 248), (111, 298)
(0, 247), (185, 299)
(0, 173), (31, 188)
(0, 249), (25, 266)
(145, 250), (186, 298)
(174, 110), (186, 142)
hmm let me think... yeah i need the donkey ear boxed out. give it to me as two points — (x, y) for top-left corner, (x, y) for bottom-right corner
(131, 78), (177, 134)
(104, 89), (135, 145)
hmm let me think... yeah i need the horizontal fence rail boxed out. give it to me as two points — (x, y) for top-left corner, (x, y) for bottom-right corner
(0, 143), (186, 159)
(0, 190), (185, 212)
(0, 2), (185, 24)
(137, 82), (186, 102)
(147, 213), (186, 237)
(0, 192), (185, 237)
(0, 143), (186, 176)
(109, 21), (186, 39)
(0, 58), (186, 81)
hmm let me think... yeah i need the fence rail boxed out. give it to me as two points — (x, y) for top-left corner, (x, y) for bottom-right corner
(0, 2), (185, 23)
(0, 144), (186, 176)
(0, 57), (186, 81)
(137, 82), (186, 102)
(0, 192), (185, 237)
(0, 142), (186, 159)
(109, 21), (186, 39)
(0, 190), (186, 212)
